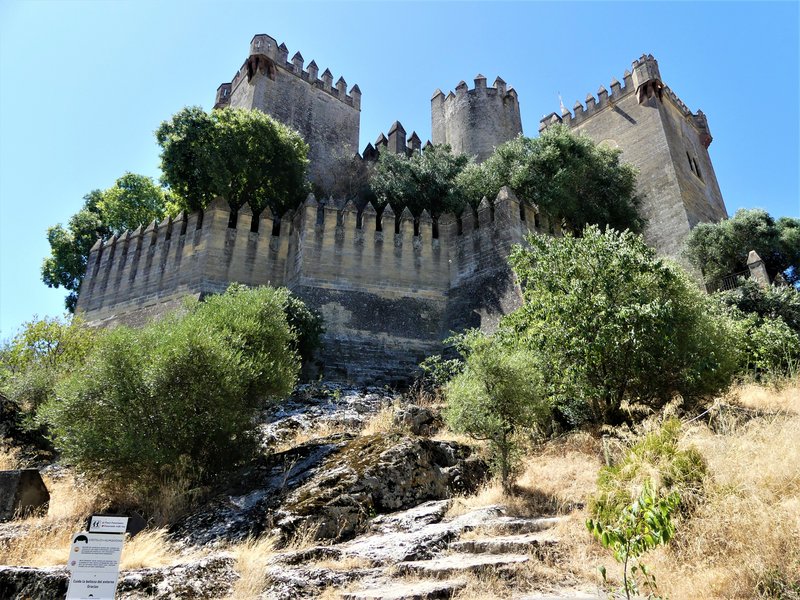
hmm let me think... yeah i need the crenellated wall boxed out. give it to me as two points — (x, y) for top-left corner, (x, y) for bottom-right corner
(76, 188), (540, 383)
(539, 54), (728, 264)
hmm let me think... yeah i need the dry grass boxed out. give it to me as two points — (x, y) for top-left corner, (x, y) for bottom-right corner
(0, 446), (21, 471)
(272, 420), (349, 452)
(361, 404), (397, 436)
(222, 535), (278, 600)
(649, 380), (800, 599)
(308, 554), (373, 571)
(0, 470), (196, 569)
(447, 431), (602, 519)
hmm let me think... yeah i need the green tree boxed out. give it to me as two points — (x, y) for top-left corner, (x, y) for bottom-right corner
(685, 208), (800, 286)
(38, 285), (300, 500)
(443, 331), (549, 493)
(481, 126), (643, 234)
(156, 106), (310, 216)
(0, 316), (98, 444)
(505, 227), (740, 425)
(42, 174), (168, 311)
(370, 144), (470, 217)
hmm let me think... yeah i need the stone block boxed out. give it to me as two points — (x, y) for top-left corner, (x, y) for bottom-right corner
(0, 469), (50, 522)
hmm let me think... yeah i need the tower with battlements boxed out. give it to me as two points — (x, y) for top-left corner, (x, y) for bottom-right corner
(539, 54), (727, 261)
(214, 34), (361, 191)
(431, 75), (522, 162)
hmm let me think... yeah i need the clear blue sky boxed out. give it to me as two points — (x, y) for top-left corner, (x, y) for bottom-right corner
(1, 1), (798, 338)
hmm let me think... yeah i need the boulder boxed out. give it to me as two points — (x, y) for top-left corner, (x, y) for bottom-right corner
(275, 434), (487, 541)
(392, 405), (442, 436)
(0, 469), (49, 521)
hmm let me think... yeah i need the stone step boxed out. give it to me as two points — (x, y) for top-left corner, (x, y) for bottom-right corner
(340, 578), (466, 600)
(472, 516), (563, 536)
(449, 531), (559, 556)
(397, 552), (530, 578)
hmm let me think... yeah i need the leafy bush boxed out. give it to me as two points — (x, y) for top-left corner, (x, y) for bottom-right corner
(590, 419), (706, 523)
(39, 285), (300, 500)
(283, 292), (324, 365)
(735, 313), (800, 378)
(505, 227), (741, 425)
(0, 315), (98, 430)
(716, 279), (800, 334)
(443, 331), (550, 492)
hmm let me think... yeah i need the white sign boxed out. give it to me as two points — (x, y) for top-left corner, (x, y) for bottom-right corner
(89, 515), (129, 534)
(66, 531), (124, 600)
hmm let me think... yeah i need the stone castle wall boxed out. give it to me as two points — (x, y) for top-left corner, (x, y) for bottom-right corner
(76, 189), (540, 383)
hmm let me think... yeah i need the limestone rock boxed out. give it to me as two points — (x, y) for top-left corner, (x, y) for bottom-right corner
(274, 434), (488, 541)
(0, 469), (49, 522)
(392, 405), (442, 436)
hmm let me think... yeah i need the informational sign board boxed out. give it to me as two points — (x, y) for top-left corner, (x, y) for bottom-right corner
(88, 515), (129, 534)
(66, 531), (124, 600)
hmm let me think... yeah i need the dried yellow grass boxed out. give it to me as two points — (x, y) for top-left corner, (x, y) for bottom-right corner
(222, 535), (278, 600)
(361, 404), (397, 436)
(120, 528), (203, 569)
(0, 446), (21, 471)
(650, 381), (800, 599)
(272, 420), (348, 452)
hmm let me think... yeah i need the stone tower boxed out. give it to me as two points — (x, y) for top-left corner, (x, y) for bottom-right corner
(431, 75), (522, 162)
(539, 55), (728, 261)
(214, 34), (361, 191)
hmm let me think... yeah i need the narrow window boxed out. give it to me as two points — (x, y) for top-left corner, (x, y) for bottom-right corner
(250, 214), (259, 233)
(534, 212), (541, 229)
(356, 210), (363, 229)
(394, 215), (400, 235)
(228, 211), (238, 229)
(413, 218), (420, 237)
(432, 219), (439, 240)
(686, 151), (695, 174)
(519, 202), (526, 221)
(272, 217), (281, 237)
(693, 158), (703, 181)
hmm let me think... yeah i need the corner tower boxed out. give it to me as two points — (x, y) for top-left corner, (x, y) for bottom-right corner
(539, 54), (728, 261)
(431, 75), (522, 162)
(214, 34), (361, 191)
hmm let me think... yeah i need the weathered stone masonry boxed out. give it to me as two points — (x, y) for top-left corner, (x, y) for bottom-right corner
(76, 38), (728, 382)
(76, 189), (551, 383)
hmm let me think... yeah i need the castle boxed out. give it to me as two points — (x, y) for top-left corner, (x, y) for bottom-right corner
(75, 35), (728, 383)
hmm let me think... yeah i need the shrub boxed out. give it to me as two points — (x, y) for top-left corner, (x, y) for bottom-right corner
(283, 292), (324, 365)
(444, 331), (550, 493)
(590, 419), (706, 523)
(39, 285), (300, 501)
(715, 279), (800, 334)
(587, 481), (680, 600)
(505, 226), (741, 425)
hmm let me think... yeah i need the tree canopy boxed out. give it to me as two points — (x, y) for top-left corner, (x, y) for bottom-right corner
(370, 144), (470, 217)
(479, 126), (643, 234)
(504, 227), (739, 425)
(41, 173), (168, 311)
(156, 106), (310, 217)
(684, 208), (800, 286)
(367, 126), (643, 234)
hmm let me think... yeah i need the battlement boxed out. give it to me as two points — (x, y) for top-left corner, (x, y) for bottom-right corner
(432, 75), (522, 162)
(432, 75), (517, 107)
(218, 34), (361, 110)
(539, 54), (711, 145)
(363, 122), (424, 159)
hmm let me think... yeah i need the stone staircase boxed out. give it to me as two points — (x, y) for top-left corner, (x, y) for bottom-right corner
(338, 510), (579, 600)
